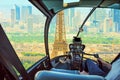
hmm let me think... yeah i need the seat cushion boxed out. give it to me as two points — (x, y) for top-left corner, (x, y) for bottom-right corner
(51, 68), (80, 74)
(35, 70), (105, 80)
(105, 59), (120, 80)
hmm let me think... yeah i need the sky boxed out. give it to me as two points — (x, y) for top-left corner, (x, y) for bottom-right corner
(0, 0), (80, 7)
(0, 0), (32, 10)
(0, 0), (31, 6)
(0, 0), (32, 11)
(0, 0), (41, 17)
(0, 0), (80, 18)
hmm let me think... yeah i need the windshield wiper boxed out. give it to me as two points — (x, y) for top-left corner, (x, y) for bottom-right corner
(76, 0), (105, 37)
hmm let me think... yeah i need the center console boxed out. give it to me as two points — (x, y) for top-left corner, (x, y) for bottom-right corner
(68, 37), (85, 71)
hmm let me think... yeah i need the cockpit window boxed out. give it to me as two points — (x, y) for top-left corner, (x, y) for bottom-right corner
(49, 8), (92, 59)
(64, 0), (79, 3)
(82, 8), (120, 62)
(0, 0), (46, 69)
(49, 7), (120, 62)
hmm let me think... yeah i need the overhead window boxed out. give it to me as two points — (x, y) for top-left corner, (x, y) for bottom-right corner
(64, 0), (80, 3)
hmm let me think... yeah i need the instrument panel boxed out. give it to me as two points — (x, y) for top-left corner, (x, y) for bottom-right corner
(69, 43), (85, 53)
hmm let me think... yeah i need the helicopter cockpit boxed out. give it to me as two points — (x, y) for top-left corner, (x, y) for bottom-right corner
(1, 0), (120, 80)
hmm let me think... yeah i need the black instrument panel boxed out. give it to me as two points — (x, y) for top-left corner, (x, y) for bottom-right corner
(68, 37), (85, 71)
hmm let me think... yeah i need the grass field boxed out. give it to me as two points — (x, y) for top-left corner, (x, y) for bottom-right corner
(6, 32), (120, 69)
(18, 52), (45, 69)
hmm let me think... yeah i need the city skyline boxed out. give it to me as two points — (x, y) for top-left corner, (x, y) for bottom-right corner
(1, 5), (120, 33)
(0, 3), (40, 20)
(49, 8), (120, 33)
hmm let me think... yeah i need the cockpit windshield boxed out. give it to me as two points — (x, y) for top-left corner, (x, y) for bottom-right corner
(0, 0), (46, 70)
(49, 7), (120, 62)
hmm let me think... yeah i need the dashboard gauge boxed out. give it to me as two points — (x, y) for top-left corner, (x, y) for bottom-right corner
(75, 49), (78, 53)
(71, 49), (74, 52)
(77, 45), (80, 49)
(69, 44), (74, 49)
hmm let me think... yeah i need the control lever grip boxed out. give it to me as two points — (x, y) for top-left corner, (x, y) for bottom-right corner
(93, 54), (99, 58)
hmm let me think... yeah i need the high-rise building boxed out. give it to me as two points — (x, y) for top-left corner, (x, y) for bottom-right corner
(64, 9), (70, 28)
(118, 23), (120, 32)
(89, 8), (107, 33)
(21, 6), (33, 33)
(11, 9), (15, 27)
(90, 9), (106, 25)
(113, 9), (120, 32)
(108, 9), (115, 32)
(27, 16), (33, 33)
(103, 18), (113, 33)
(74, 8), (81, 27)
(70, 8), (75, 27)
(28, 6), (32, 15)
(15, 5), (20, 21)
(21, 6), (32, 22)
(21, 6), (29, 22)
(113, 9), (120, 22)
